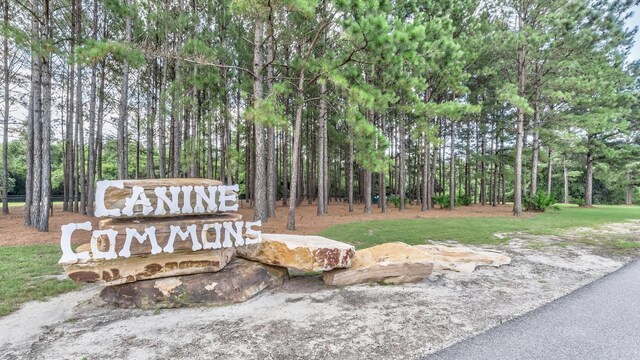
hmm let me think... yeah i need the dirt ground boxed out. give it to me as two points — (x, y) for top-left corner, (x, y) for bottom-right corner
(0, 202), (526, 246)
(1, 221), (638, 360)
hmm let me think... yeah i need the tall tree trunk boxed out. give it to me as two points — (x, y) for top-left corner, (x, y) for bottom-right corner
(64, 13), (75, 212)
(96, 61), (105, 180)
(286, 70), (305, 230)
(30, 9), (43, 228)
(282, 107), (289, 206)
(364, 169), (372, 214)
(146, 61), (157, 179)
(513, 16), (526, 215)
(117, 2), (131, 180)
(348, 137), (354, 212)
(398, 113), (405, 210)
(75, 0), (85, 214)
(86, 0), (98, 215)
(585, 137), (593, 207)
(546, 147), (552, 195)
(158, 55), (168, 178)
(317, 82), (327, 215)
(39, 0), (51, 231)
(266, 17), (276, 217)
(1, 0), (9, 214)
(529, 63), (541, 200)
(253, 19), (267, 221)
(135, 88), (141, 179)
(563, 159), (569, 204)
(625, 171), (633, 205)
(449, 120), (455, 210)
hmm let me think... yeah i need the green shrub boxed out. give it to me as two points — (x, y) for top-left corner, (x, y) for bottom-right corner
(433, 194), (473, 209)
(456, 194), (473, 206)
(433, 194), (450, 209)
(525, 193), (560, 212)
(388, 195), (409, 208)
(573, 197), (586, 207)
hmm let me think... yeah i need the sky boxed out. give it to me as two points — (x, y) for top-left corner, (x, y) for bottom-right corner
(628, 5), (640, 62)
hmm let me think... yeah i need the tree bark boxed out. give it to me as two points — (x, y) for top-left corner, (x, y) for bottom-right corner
(86, 0), (98, 215)
(39, 0), (51, 231)
(399, 113), (405, 210)
(563, 159), (569, 204)
(449, 119), (455, 210)
(253, 19), (267, 222)
(30, 7), (42, 228)
(625, 171), (633, 205)
(364, 169), (372, 214)
(2, 0), (9, 214)
(546, 147), (552, 195)
(266, 16), (276, 218)
(286, 70), (305, 230)
(117, 2), (131, 180)
(585, 137), (593, 206)
(75, 0), (85, 214)
(96, 61), (105, 180)
(317, 81), (327, 215)
(348, 137), (354, 212)
(513, 12), (526, 216)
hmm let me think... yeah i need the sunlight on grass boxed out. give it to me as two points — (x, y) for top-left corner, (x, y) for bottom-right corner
(320, 205), (640, 249)
(0, 244), (80, 317)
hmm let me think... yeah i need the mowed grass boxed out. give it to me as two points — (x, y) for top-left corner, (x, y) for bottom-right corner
(320, 205), (640, 249)
(7, 201), (63, 208)
(0, 244), (80, 317)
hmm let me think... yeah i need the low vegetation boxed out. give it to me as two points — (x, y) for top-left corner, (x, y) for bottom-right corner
(0, 245), (79, 317)
(320, 205), (640, 249)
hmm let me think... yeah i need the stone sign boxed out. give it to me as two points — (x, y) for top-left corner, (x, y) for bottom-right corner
(58, 178), (509, 309)
(59, 179), (262, 285)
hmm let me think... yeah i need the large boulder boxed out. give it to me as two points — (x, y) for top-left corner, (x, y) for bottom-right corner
(323, 242), (434, 286)
(414, 244), (511, 273)
(100, 258), (288, 309)
(97, 213), (243, 256)
(63, 247), (235, 285)
(237, 234), (355, 272)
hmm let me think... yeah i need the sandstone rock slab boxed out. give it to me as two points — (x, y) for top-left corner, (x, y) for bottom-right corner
(98, 178), (240, 218)
(237, 234), (355, 272)
(415, 244), (511, 272)
(100, 258), (288, 309)
(323, 242), (433, 286)
(63, 247), (235, 285)
(97, 213), (243, 256)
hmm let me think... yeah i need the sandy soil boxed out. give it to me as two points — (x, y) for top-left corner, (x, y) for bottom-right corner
(0, 202), (527, 246)
(1, 222), (638, 360)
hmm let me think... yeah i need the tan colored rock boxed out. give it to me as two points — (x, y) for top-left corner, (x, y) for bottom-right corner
(99, 178), (239, 218)
(236, 234), (355, 272)
(63, 247), (235, 285)
(323, 242), (434, 286)
(99, 258), (288, 309)
(415, 244), (511, 273)
(97, 213), (243, 256)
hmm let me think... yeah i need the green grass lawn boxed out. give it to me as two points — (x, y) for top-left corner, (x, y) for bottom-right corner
(320, 205), (640, 249)
(7, 201), (63, 208)
(0, 244), (80, 317)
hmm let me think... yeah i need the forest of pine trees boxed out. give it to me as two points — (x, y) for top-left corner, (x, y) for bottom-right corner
(1, 0), (640, 232)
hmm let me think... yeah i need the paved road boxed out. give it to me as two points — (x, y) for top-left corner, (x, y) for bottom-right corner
(428, 260), (640, 360)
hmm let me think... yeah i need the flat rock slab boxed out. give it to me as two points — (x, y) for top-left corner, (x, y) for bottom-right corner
(323, 242), (433, 286)
(415, 244), (511, 273)
(99, 178), (238, 218)
(63, 248), (235, 285)
(100, 258), (288, 309)
(237, 234), (355, 272)
(97, 213), (243, 256)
